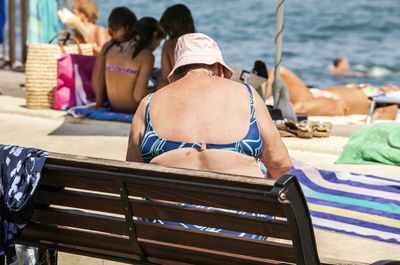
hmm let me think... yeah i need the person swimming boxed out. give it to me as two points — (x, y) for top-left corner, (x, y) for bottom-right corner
(329, 56), (366, 77)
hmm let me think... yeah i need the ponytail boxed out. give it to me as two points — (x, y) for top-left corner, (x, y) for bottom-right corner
(131, 17), (165, 59)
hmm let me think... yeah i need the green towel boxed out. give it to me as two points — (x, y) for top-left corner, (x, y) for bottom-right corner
(336, 123), (400, 166)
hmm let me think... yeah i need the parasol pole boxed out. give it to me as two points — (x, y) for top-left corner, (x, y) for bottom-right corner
(272, 0), (297, 121)
(273, 0), (284, 82)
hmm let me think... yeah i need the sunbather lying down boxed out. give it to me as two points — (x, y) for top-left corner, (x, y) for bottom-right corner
(262, 66), (399, 119)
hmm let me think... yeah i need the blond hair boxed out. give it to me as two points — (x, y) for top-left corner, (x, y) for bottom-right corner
(72, 0), (99, 23)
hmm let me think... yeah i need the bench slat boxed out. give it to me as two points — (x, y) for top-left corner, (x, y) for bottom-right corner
(40, 171), (286, 217)
(46, 153), (277, 191)
(34, 189), (292, 239)
(30, 208), (296, 262)
(19, 224), (284, 265)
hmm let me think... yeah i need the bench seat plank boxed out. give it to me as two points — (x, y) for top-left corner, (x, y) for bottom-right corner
(20, 224), (289, 265)
(30, 208), (297, 262)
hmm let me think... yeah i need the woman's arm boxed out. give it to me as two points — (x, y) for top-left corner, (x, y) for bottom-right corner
(94, 26), (110, 54)
(126, 98), (147, 162)
(155, 41), (174, 90)
(253, 86), (291, 179)
(131, 50), (154, 111)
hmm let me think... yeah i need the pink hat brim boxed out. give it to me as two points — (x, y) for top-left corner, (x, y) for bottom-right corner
(168, 54), (233, 82)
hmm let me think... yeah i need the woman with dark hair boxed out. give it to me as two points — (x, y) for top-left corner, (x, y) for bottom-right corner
(107, 6), (137, 42)
(92, 6), (137, 108)
(93, 16), (165, 113)
(252, 60), (268, 79)
(155, 4), (195, 90)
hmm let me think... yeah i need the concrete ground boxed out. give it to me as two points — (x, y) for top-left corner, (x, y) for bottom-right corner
(1, 70), (399, 264)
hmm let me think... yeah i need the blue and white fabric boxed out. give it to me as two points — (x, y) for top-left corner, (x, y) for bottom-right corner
(291, 159), (400, 245)
(0, 145), (48, 264)
(147, 159), (400, 246)
(67, 102), (134, 123)
(27, 0), (61, 45)
(149, 203), (274, 240)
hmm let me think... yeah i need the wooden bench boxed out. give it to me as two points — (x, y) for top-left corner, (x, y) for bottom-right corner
(7, 152), (338, 264)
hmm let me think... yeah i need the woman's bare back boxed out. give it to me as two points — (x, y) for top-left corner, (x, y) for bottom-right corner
(147, 72), (265, 177)
(105, 42), (141, 112)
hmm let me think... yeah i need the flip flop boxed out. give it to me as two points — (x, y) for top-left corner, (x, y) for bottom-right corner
(278, 129), (296, 137)
(299, 120), (332, 137)
(275, 120), (313, 139)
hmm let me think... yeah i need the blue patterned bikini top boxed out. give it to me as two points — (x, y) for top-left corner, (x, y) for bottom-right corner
(140, 84), (263, 163)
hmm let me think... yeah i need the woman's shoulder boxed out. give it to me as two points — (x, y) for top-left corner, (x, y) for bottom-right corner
(94, 25), (108, 35)
(136, 48), (155, 61)
(163, 38), (178, 50)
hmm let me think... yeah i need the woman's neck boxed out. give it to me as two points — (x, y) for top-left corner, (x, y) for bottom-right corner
(187, 68), (216, 77)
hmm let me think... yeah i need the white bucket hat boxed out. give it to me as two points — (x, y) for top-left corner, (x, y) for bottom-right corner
(168, 33), (234, 82)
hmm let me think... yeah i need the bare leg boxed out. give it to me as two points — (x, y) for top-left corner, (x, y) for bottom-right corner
(267, 67), (314, 104)
(325, 86), (370, 114)
(293, 97), (348, 116)
(372, 105), (398, 121)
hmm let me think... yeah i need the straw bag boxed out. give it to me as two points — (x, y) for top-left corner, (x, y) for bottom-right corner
(25, 31), (94, 109)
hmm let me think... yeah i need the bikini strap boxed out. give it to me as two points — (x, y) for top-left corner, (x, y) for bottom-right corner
(144, 93), (154, 128)
(244, 84), (256, 120)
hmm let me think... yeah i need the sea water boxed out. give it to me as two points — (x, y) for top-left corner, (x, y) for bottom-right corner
(5, 0), (400, 88)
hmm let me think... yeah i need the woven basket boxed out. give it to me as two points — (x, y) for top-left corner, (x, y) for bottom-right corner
(25, 39), (94, 109)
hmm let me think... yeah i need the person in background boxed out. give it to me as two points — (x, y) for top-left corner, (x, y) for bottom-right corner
(330, 56), (350, 76)
(127, 33), (291, 179)
(329, 56), (366, 77)
(252, 60), (269, 79)
(267, 66), (399, 119)
(105, 6), (137, 42)
(155, 4), (195, 90)
(92, 6), (137, 102)
(94, 17), (165, 114)
(72, 0), (110, 54)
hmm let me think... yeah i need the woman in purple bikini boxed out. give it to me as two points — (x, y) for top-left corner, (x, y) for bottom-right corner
(93, 16), (165, 113)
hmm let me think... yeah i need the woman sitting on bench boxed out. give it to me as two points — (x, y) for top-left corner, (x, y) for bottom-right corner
(126, 33), (291, 179)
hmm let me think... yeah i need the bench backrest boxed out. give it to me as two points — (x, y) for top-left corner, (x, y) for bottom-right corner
(17, 153), (320, 265)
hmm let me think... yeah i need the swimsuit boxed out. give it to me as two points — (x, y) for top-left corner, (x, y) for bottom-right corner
(311, 84), (384, 100)
(310, 88), (341, 100)
(105, 65), (139, 75)
(140, 84), (263, 163)
(346, 83), (383, 97)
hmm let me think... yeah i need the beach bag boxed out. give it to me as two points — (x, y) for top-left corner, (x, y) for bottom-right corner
(54, 53), (96, 110)
(25, 31), (94, 109)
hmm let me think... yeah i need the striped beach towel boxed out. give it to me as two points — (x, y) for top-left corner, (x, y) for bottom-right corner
(291, 159), (400, 245)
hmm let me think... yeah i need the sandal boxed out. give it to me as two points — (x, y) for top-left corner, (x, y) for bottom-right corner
(278, 129), (296, 137)
(299, 120), (332, 137)
(275, 120), (313, 139)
